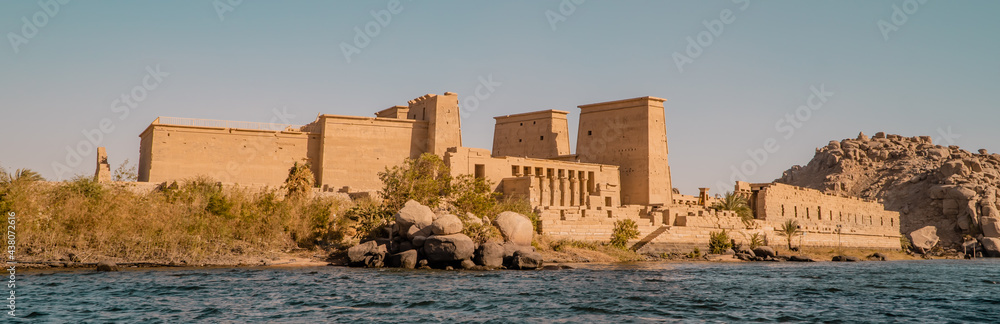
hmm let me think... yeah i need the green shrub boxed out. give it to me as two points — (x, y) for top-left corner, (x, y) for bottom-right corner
(379, 153), (452, 211)
(900, 235), (913, 252)
(344, 198), (393, 241)
(687, 247), (702, 259)
(450, 175), (499, 219)
(746, 232), (763, 250)
(57, 176), (105, 201)
(709, 230), (733, 254)
(610, 219), (639, 249)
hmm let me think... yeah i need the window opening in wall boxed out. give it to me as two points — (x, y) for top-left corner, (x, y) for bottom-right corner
(511, 166), (519, 176)
(794, 206), (798, 218)
(806, 208), (810, 219)
(588, 131), (592, 135)
(524, 166), (531, 176)
(891, 218), (894, 226)
(605, 197), (612, 207)
(537, 167), (544, 176)
(474, 164), (485, 179)
(533, 121), (536, 125)
(817, 206), (822, 220)
(540, 136), (544, 140)
(881, 217), (884, 226)
(519, 139), (522, 142)
(520, 122), (523, 126)
(782, 205), (785, 217)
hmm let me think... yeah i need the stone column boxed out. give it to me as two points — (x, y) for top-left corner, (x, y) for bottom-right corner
(579, 175), (587, 207)
(569, 176), (578, 206)
(559, 176), (568, 207)
(549, 175), (556, 207)
(539, 175), (550, 207)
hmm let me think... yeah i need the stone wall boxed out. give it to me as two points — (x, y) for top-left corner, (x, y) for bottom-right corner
(137, 122), (317, 186)
(314, 115), (428, 192)
(492, 110), (571, 159)
(576, 97), (672, 206)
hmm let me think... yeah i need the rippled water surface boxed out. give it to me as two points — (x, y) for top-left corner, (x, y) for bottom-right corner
(13, 260), (1000, 323)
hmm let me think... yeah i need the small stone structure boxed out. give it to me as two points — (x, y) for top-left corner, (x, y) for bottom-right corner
(94, 147), (111, 183)
(137, 92), (901, 250)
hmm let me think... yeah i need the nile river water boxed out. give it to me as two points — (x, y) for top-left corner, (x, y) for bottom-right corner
(12, 260), (1000, 323)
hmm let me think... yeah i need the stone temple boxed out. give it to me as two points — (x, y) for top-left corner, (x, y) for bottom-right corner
(136, 92), (901, 250)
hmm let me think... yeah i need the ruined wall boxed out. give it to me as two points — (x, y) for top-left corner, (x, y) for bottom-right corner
(315, 115), (428, 192)
(492, 110), (571, 159)
(445, 147), (620, 209)
(576, 97), (672, 206)
(137, 123), (317, 186)
(755, 183), (901, 248)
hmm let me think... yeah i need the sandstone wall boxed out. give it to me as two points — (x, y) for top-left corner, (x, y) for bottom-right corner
(492, 110), (571, 159)
(315, 115), (428, 192)
(755, 183), (901, 240)
(137, 123), (317, 186)
(576, 97), (672, 206)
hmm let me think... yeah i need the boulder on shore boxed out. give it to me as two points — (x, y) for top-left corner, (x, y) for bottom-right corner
(909, 226), (939, 251)
(493, 212), (534, 246)
(474, 242), (504, 268)
(396, 200), (435, 237)
(430, 214), (464, 236)
(981, 237), (1000, 257)
(423, 234), (475, 262)
(753, 247), (776, 259)
(348, 240), (387, 267)
(387, 250), (418, 269)
(511, 251), (544, 270)
(95, 261), (119, 272)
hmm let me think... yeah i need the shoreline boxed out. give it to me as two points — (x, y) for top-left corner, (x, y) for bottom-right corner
(16, 248), (980, 274)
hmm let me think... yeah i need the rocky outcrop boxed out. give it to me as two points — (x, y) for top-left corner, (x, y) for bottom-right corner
(348, 240), (387, 267)
(493, 212), (534, 246)
(753, 246), (776, 259)
(345, 201), (542, 269)
(430, 214), (464, 236)
(396, 200), (434, 237)
(423, 234), (475, 262)
(777, 132), (1000, 253)
(909, 226), (939, 251)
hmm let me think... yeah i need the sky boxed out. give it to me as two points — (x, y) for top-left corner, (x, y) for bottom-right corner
(1, 0), (998, 195)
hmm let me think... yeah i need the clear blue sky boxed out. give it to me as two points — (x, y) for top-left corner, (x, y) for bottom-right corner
(1, 1), (998, 195)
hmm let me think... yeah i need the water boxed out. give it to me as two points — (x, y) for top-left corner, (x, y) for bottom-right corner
(12, 260), (1000, 323)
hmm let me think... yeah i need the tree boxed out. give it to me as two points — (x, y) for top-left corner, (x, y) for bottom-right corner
(113, 159), (138, 182)
(378, 153), (452, 211)
(777, 219), (802, 250)
(610, 219), (639, 249)
(283, 162), (315, 200)
(0, 168), (44, 185)
(711, 191), (754, 227)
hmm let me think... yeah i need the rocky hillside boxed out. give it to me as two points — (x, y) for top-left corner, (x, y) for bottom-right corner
(776, 132), (1000, 253)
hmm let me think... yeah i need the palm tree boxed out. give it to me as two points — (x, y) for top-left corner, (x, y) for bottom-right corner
(778, 219), (802, 250)
(711, 192), (754, 226)
(0, 168), (44, 184)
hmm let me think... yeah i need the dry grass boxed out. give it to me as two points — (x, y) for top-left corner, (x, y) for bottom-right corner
(0, 177), (356, 264)
(533, 235), (644, 263)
